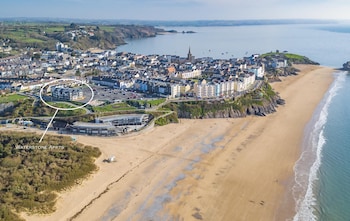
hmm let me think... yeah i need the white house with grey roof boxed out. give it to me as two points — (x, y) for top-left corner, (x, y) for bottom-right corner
(51, 85), (84, 101)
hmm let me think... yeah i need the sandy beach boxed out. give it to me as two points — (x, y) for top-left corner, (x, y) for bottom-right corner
(17, 64), (334, 221)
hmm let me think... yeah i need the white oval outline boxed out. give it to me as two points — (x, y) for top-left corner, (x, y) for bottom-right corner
(39, 78), (94, 111)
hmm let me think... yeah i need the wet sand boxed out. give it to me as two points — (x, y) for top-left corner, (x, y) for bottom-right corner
(17, 65), (334, 221)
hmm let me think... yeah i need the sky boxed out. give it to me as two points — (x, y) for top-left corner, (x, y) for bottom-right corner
(1, 0), (350, 21)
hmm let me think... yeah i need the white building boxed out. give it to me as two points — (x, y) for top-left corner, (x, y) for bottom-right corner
(19, 82), (44, 92)
(272, 59), (287, 68)
(51, 86), (84, 101)
(207, 84), (215, 98)
(179, 69), (202, 79)
(170, 84), (181, 98)
(194, 79), (236, 98)
(236, 72), (256, 92)
(221, 80), (235, 96)
(248, 64), (265, 79)
(194, 79), (208, 98)
(235, 79), (245, 92)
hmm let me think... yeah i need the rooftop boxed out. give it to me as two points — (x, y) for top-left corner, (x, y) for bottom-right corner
(97, 114), (148, 122)
(72, 122), (115, 129)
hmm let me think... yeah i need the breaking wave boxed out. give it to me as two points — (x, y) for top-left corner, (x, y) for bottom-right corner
(292, 72), (346, 221)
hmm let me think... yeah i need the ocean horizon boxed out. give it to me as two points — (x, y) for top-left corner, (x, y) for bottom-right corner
(119, 23), (350, 220)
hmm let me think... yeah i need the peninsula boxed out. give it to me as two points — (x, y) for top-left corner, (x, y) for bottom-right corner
(0, 22), (168, 58)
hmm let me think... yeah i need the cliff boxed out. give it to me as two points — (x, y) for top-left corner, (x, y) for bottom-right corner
(167, 83), (285, 119)
(174, 96), (283, 119)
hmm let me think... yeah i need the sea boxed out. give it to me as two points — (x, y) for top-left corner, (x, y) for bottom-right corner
(118, 22), (350, 221)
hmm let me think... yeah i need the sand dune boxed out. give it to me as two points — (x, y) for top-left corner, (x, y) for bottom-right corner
(20, 65), (334, 221)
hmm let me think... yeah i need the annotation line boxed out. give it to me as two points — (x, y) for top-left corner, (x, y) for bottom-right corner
(39, 109), (58, 143)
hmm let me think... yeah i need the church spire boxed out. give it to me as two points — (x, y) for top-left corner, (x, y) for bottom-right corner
(187, 46), (193, 62)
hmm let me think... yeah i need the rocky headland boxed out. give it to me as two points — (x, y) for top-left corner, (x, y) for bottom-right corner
(166, 83), (285, 119)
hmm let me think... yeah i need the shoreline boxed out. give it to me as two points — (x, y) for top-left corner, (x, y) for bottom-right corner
(274, 65), (335, 220)
(161, 65), (335, 221)
(274, 64), (336, 220)
(3, 65), (334, 221)
(290, 68), (344, 221)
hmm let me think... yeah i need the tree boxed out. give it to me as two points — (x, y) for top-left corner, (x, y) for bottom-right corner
(32, 52), (41, 60)
(75, 70), (81, 77)
(69, 23), (78, 30)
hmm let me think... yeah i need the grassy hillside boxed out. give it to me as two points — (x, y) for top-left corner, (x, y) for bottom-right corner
(0, 23), (165, 56)
(92, 102), (136, 113)
(261, 51), (319, 65)
(0, 94), (28, 104)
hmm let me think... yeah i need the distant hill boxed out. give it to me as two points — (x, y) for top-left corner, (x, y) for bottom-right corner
(0, 17), (336, 27)
(0, 23), (166, 54)
(128, 19), (336, 27)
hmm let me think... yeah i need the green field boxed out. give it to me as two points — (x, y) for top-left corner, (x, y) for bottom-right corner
(147, 98), (166, 106)
(284, 53), (305, 60)
(47, 102), (76, 109)
(99, 26), (115, 32)
(1, 27), (46, 43)
(92, 102), (136, 113)
(44, 26), (65, 33)
(127, 98), (166, 108)
(0, 94), (28, 103)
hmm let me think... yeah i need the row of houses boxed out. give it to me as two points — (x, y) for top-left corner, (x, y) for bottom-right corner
(0, 79), (51, 92)
(133, 79), (191, 98)
(90, 76), (133, 89)
(0, 77), (85, 93)
(90, 66), (260, 99)
(171, 69), (202, 79)
(194, 71), (256, 98)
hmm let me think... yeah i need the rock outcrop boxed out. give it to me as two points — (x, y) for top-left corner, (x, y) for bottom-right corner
(342, 61), (350, 71)
(175, 95), (285, 119)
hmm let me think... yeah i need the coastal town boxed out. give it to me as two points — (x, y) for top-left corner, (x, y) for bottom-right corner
(0, 14), (341, 221)
(0, 40), (293, 97)
(0, 37), (296, 136)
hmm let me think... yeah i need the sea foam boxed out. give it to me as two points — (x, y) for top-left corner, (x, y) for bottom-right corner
(292, 72), (346, 221)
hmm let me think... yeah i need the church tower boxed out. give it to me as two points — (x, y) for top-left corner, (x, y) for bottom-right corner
(187, 47), (194, 63)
